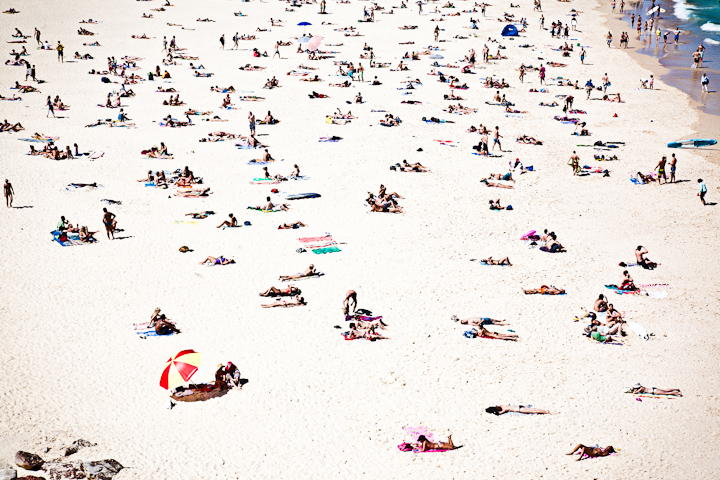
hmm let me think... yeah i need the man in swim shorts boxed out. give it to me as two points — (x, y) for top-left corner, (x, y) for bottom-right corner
(4, 179), (14, 208)
(669, 153), (677, 183)
(655, 156), (667, 184)
(102, 207), (116, 239)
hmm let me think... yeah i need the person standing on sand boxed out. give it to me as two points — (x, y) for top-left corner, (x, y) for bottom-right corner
(580, 47), (586, 64)
(434, 25), (440, 42)
(539, 65), (545, 85)
(35, 28), (41, 45)
(698, 179), (707, 205)
(248, 111), (256, 135)
(4, 179), (14, 208)
(654, 156), (667, 184)
(46, 96), (55, 118)
(273, 41), (281, 59)
(569, 151), (580, 175)
(232, 32), (239, 49)
(669, 154), (677, 183)
(606, 31), (612, 48)
(102, 207), (116, 239)
(343, 290), (357, 315)
(56, 41), (63, 62)
(219, 34), (225, 50)
(320, 0), (326, 13)
(701, 73), (709, 93)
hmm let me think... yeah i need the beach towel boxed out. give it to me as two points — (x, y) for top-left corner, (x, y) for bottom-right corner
(319, 136), (342, 142)
(586, 336), (624, 346)
(247, 206), (281, 212)
(136, 328), (175, 338)
(51, 230), (96, 246)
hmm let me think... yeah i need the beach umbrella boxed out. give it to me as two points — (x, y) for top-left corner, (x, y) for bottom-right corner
(308, 35), (323, 52)
(160, 349), (201, 390)
(298, 21), (311, 35)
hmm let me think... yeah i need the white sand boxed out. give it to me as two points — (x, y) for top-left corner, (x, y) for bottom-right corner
(1, 0), (719, 478)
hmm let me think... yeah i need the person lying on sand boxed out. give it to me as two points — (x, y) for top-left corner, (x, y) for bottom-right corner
(481, 179), (514, 189)
(566, 444), (616, 461)
(414, 434), (455, 452)
(367, 193), (403, 213)
(485, 405), (550, 415)
(488, 172), (514, 182)
(259, 285), (301, 297)
(217, 213), (238, 228)
(400, 160), (429, 172)
(199, 255), (235, 265)
(261, 295), (306, 308)
(480, 256), (511, 265)
(524, 286), (565, 295)
(0, 119), (24, 132)
(470, 327), (518, 341)
(628, 384), (682, 396)
(344, 322), (389, 340)
(451, 315), (508, 326)
(516, 134), (542, 145)
(279, 265), (319, 281)
(279, 221), (306, 229)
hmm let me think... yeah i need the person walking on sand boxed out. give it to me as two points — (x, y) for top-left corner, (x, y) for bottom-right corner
(492, 126), (503, 152)
(434, 25), (440, 42)
(669, 153), (677, 183)
(34, 27), (41, 45)
(102, 207), (116, 239)
(4, 179), (14, 208)
(654, 156), (667, 184)
(57, 41), (64, 62)
(219, 34), (225, 50)
(701, 73), (709, 93)
(606, 31), (612, 48)
(698, 179), (707, 205)
(232, 32), (239, 49)
(343, 290), (357, 315)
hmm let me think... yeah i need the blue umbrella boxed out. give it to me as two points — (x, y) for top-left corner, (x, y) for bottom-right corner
(298, 21), (311, 34)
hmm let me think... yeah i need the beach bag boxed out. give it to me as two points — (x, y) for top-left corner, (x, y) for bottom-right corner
(397, 443), (413, 452)
(463, 330), (477, 339)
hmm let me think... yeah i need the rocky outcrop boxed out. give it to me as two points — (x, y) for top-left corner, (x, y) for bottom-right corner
(43, 460), (123, 480)
(57, 440), (96, 458)
(14, 453), (44, 471)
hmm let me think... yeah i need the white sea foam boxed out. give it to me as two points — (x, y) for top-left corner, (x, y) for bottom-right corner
(672, 0), (696, 21)
(704, 38), (720, 45)
(700, 22), (720, 32)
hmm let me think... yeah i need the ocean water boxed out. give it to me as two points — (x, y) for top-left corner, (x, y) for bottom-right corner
(625, 0), (720, 116)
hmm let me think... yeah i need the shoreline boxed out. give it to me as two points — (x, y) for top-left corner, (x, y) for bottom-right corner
(603, 3), (720, 165)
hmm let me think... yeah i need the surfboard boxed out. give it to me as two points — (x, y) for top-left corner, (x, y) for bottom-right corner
(627, 321), (649, 341)
(646, 5), (659, 16)
(667, 138), (717, 148)
(286, 193), (321, 200)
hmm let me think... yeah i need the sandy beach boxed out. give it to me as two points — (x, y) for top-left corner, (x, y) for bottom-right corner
(1, 0), (720, 478)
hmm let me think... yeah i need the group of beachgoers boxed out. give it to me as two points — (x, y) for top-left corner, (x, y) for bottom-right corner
(2, 0), (702, 467)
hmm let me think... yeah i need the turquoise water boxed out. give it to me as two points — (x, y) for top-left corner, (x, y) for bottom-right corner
(625, 0), (719, 116)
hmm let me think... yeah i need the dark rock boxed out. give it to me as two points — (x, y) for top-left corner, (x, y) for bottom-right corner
(18, 476), (45, 480)
(59, 440), (96, 457)
(44, 460), (123, 480)
(14, 453), (44, 471)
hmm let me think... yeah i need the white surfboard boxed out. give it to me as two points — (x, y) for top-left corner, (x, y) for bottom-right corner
(627, 321), (649, 341)
(646, 6), (659, 16)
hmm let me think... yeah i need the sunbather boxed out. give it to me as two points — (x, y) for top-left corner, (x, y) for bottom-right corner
(485, 405), (550, 415)
(472, 327), (518, 341)
(481, 179), (514, 189)
(259, 285), (301, 297)
(489, 199), (505, 210)
(217, 213), (238, 228)
(279, 265), (318, 281)
(261, 295), (306, 308)
(480, 256), (511, 265)
(78, 226), (97, 243)
(199, 255), (235, 265)
(629, 384), (682, 396)
(154, 314), (181, 335)
(415, 434), (455, 452)
(593, 294), (608, 312)
(278, 221), (306, 229)
(524, 286), (565, 295)
(635, 246), (658, 269)
(566, 444), (616, 461)
(617, 270), (637, 291)
(451, 315), (508, 326)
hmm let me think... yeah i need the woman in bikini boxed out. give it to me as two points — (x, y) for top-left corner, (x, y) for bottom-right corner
(566, 444), (616, 461)
(473, 327), (518, 341)
(414, 434), (455, 452)
(279, 265), (318, 281)
(451, 315), (508, 326)
(485, 405), (550, 415)
(259, 285), (301, 297)
(523, 286), (565, 295)
(629, 384), (682, 396)
(261, 295), (306, 308)
(199, 256), (235, 265)
(480, 256), (511, 265)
